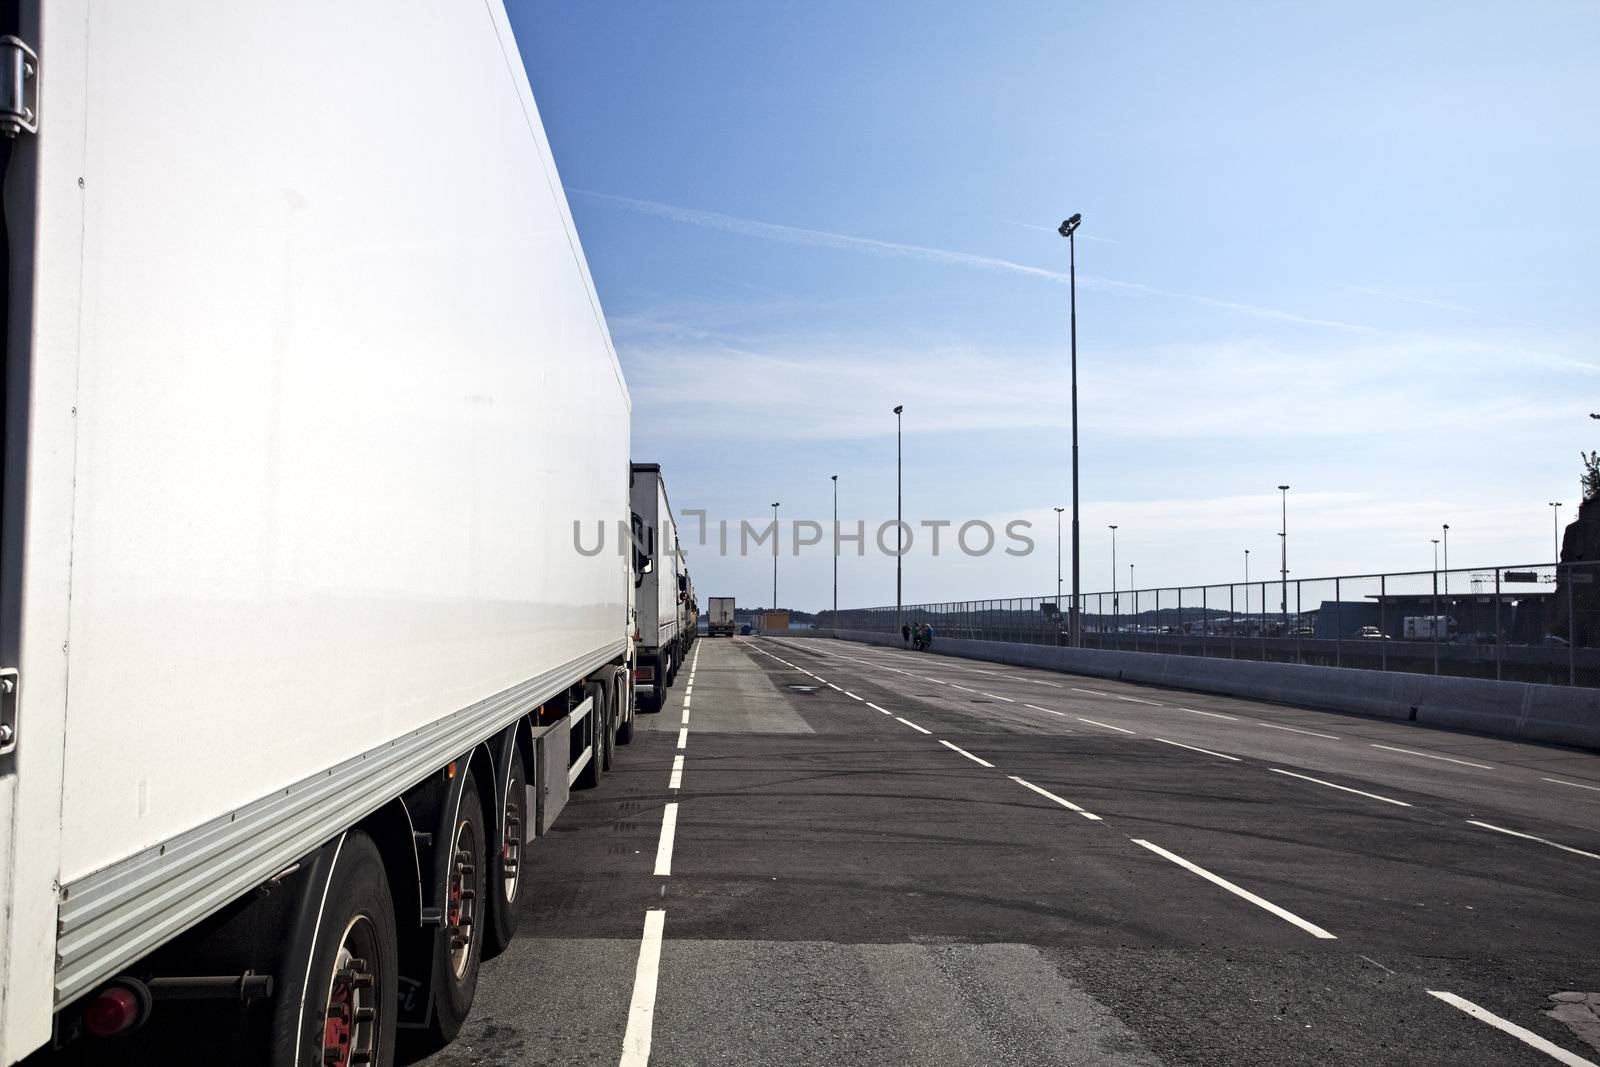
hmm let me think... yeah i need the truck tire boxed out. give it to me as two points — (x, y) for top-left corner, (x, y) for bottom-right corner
(600, 684), (618, 772)
(270, 832), (399, 1067)
(637, 657), (664, 714)
(485, 746), (526, 957)
(573, 682), (607, 789)
(424, 774), (488, 1047)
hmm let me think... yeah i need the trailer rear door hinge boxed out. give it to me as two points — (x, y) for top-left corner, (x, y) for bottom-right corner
(0, 669), (18, 755)
(0, 36), (39, 138)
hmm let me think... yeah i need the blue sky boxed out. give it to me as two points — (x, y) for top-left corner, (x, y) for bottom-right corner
(507, 1), (1599, 612)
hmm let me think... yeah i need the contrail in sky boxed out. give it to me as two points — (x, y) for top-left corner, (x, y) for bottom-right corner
(574, 190), (1373, 332)
(1335, 283), (1483, 316)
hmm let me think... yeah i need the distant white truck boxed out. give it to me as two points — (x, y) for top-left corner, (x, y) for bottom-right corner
(630, 464), (695, 712)
(709, 597), (737, 637)
(1404, 616), (1455, 640)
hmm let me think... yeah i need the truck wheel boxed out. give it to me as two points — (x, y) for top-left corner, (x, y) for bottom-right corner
(574, 682), (607, 789)
(637, 657), (664, 714)
(600, 685), (618, 771)
(271, 832), (399, 1067)
(485, 747), (525, 957)
(426, 775), (488, 1046)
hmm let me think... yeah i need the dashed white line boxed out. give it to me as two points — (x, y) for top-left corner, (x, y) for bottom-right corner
(1427, 990), (1598, 1067)
(1269, 768), (1411, 807)
(1071, 687), (1111, 697)
(1113, 694), (1164, 706)
(676, 727), (688, 750)
(979, 692), (1016, 703)
(681, 695), (691, 710)
(1151, 738), (1241, 762)
(1370, 743), (1493, 770)
(1466, 820), (1600, 861)
(896, 716), (932, 735)
(1131, 839), (1337, 939)
(924, 677), (949, 685)
(1078, 717), (1137, 735)
(681, 708), (690, 725)
(1179, 707), (1238, 721)
(1257, 722), (1341, 740)
(826, 683), (843, 692)
(668, 755), (683, 790)
(844, 691), (864, 701)
(950, 684), (979, 693)
(618, 909), (666, 1067)
(866, 701), (893, 715)
(938, 739), (996, 768)
(653, 804), (679, 875)
(1009, 775), (1102, 820)
(1024, 703), (1066, 716)
(1544, 777), (1600, 793)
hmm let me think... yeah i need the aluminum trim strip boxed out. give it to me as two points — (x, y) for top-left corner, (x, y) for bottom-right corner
(54, 640), (623, 1004)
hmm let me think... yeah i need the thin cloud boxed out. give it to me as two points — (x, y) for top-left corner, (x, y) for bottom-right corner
(1335, 283), (1484, 316)
(573, 189), (1373, 333)
(1001, 219), (1119, 244)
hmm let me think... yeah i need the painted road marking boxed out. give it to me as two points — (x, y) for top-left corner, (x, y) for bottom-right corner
(950, 684), (979, 693)
(845, 691), (864, 700)
(1269, 768), (1411, 807)
(1152, 738), (1241, 762)
(1024, 703), (1066, 716)
(653, 803), (679, 875)
(618, 909), (666, 1067)
(1131, 839), (1337, 939)
(1543, 777), (1600, 793)
(676, 727), (688, 750)
(1466, 820), (1600, 861)
(1009, 775), (1101, 820)
(866, 702), (894, 715)
(924, 677), (949, 685)
(827, 683), (843, 692)
(1071, 687), (1111, 697)
(1114, 694), (1164, 706)
(682, 695), (691, 710)
(980, 692), (1016, 702)
(1257, 722), (1341, 740)
(1078, 717), (1137, 735)
(1427, 990), (1598, 1067)
(668, 755), (683, 790)
(939, 739), (996, 768)
(896, 716), (932, 735)
(1371, 744), (1493, 770)
(684, 685), (692, 696)
(681, 708), (690, 725)
(1180, 707), (1238, 721)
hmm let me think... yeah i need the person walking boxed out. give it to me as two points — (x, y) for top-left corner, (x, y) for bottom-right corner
(902, 622), (912, 647)
(923, 622), (935, 651)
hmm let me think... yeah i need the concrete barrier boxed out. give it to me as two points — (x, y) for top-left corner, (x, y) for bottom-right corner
(791, 628), (1600, 751)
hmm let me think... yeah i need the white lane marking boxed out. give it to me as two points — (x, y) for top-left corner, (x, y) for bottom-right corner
(896, 716), (932, 735)
(1114, 694), (1163, 706)
(1543, 777), (1600, 793)
(1131, 839), (1337, 939)
(1071, 687), (1111, 697)
(845, 691), (864, 701)
(1078, 717), (1137, 735)
(950, 684), (979, 693)
(938, 739), (996, 768)
(668, 755), (683, 790)
(1028, 679), (1065, 688)
(924, 677), (949, 685)
(866, 701), (894, 715)
(1180, 707), (1238, 721)
(979, 692), (1016, 703)
(676, 727), (688, 750)
(682, 695), (692, 710)
(684, 685), (693, 696)
(681, 708), (690, 725)
(1370, 743), (1493, 770)
(1152, 737), (1241, 762)
(1466, 820), (1600, 861)
(1427, 990), (1599, 1067)
(1009, 775), (1102, 820)
(1024, 703), (1066, 716)
(653, 804), (679, 876)
(1257, 722), (1341, 740)
(827, 683), (843, 692)
(1269, 768), (1411, 807)
(619, 909), (666, 1067)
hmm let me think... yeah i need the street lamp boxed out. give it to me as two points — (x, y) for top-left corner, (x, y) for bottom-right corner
(1431, 538), (1439, 573)
(1109, 525), (1119, 617)
(893, 405), (904, 628)
(1059, 212), (1083, 646)
(1550, 502), (1562, 563)
(1277, 485), (1290, 624)
(771, 501), (780, 612)
(831, 475), (839, 623)
(1054, 507), (1065, 605)
(1442, 523), (1450, 597)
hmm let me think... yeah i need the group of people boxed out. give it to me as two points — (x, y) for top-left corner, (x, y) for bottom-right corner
(901, 621), (935, 651)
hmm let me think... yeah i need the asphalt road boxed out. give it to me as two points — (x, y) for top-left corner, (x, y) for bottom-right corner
(421, 634), (1600, 1067)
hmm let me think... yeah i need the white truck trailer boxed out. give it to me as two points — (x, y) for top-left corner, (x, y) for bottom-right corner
(0, 4), (637, 1064)
(629, 464), (695, 713)
(709, 597), (737, 637)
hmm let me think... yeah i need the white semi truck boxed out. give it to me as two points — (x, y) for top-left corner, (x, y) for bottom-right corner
(629, 464), (696, 713)
(0, 4), (639, 1064)
(708, 597), (737, 637)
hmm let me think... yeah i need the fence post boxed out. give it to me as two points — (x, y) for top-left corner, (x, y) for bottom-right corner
(1229, 584), (1236, 659)
(1380, 574), (1387, 672)
(1493, 568), (1502, 682)
(1568, 566), (1576, 686)
(1334, 577), (1342, 668)
(1155, 588), (1162, 651)
(1202, 586), (1209, 658)
(1177, 587), (1183, 655)
(1295, 580), (1303, 664)
(1260, 581), (1267, 660)
(1431, 570), (1440, 676)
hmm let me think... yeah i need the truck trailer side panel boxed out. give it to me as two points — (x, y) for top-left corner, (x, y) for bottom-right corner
(1, 0), (631, 1046)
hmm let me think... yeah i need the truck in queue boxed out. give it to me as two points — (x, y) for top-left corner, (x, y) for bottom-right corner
(629, 464), (696, 713)
(0, 4), (639, 1064)
(709, 597), (737, 637)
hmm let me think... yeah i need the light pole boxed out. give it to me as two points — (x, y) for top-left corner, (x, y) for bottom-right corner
(893, 405), (904, 628)
(1059, 212), (1083, 646)
(1054, 507), (1065, 605)
(1551, 501), (1563, 562)
(1442, 523), (1450, 597)
(1109, 524), (1119, 617)
(771, 501), (780, 612)
(831, 475), (838, 623)
(1277, 485), (1290, 626)
(1431, 538), (1439, 574)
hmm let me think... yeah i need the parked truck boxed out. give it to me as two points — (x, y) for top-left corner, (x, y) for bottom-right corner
(709, 597), (737, 637)
(1403, 616), (1455, 640)
(0, 4), (639, 1064)
(629, 464), (696, 713)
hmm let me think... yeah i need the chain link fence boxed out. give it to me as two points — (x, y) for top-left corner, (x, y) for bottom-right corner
(822, 561), (1600, 688)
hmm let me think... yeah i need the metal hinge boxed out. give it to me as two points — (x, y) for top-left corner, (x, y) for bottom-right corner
(0, 669), (17, 755)
(0, 36), (39, 138)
